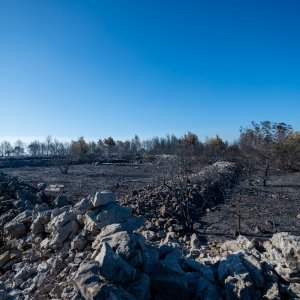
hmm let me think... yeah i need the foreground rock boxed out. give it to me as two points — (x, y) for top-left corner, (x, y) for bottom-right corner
(0, 174), (299, 299)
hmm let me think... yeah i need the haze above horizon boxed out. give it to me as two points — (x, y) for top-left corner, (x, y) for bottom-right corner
(1, 1), (300, 143)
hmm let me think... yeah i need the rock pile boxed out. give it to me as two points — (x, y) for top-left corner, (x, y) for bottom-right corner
(0, 173), (300, 299)
(122, 161), (239, 233)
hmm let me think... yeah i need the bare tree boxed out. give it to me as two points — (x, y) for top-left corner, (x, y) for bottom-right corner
(239, 121), (293, 186)
(162, 154), (202, 232)
(13, 140), (25, 156)
(1, 141), (13, 157)
(45, 135), (52, 156)
(28, 140), (41, 156)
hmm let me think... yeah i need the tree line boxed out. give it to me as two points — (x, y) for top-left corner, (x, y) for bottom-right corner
(1, 121), (300, 176)
(0, 133), (231, 161)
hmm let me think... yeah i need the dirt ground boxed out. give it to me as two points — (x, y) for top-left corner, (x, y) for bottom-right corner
(201, 170), (300, 239)
(2, 163), (300, 241)
(1, 163), (171, 203)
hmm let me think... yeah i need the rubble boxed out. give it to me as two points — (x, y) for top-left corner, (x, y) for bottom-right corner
(0, 173), (299, 299)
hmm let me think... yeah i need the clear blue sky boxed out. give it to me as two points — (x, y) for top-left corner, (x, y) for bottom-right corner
(0, 0), (299, 143)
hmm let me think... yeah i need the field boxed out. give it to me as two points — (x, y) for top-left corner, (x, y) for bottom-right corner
(2, 161), (300, 242)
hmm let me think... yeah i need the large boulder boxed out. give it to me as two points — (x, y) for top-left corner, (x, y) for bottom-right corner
(3, 210), (32, 238)
(150, 261), (189, 300)
(218, 252), (263, 299)
(263, 232), (300, 283)
(74, 261), (134, 299)
(95, 243), (136, 283)
(50, 220), (79, 247)
(3, 222), (26, 239)
(127, 273), (151, 300)
(46, 211), (77, 233)
(97, 216), (145, 238)
(74, 261), (102, 300)
(31, 210), (51, 235)
(84, 203), (132, 234)
(194, 277), (221, 300)
(93, 231), (145, 267)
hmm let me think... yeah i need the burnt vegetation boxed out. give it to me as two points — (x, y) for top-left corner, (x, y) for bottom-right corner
(0, 121), (300, 238)
(0, 121), (300, 299)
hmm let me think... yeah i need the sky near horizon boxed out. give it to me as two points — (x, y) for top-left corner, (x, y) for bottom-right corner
(0, 1), (300, 144)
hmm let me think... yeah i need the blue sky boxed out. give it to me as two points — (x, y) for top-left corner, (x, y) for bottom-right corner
(0, 0), (299, 143)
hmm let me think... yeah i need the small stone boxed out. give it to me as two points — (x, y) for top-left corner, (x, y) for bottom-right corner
(71, 235), (87, 251)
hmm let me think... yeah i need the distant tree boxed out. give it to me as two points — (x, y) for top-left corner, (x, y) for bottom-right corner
(130, 134), (141, 156)
(69, 137), (88, 160)
(205, 134), (226, 148)
(95, 139), (105, 159)
(239, 121), (293, 186)
(182, 131), (199, 147)
(204, 135), (227, 161)
(2, 141), (13, 157)
(45, 135), (52, 156)
(28, 140), (41, 156)
(103, 137), (116, 160)
(116, 140), (131, 160)
(13, 140), (25, 156)
(181, 132), (200, 157)
(88, 141), (97, 156)
(103, 137), (116, 146)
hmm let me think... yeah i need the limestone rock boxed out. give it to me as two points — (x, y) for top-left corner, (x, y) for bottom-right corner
(54, 195), (69, 208)
(98, 216), (145, 239)
(263, 282), (280, 300)
(51, 205), (71, 219)
(72, 196), (94, 215)
(30, 210), (51, 235)
(264, 232), (300, 283)
(182, 258), (215, 283)
(141, 246), (159, 274)
(50, 220), (79, 247)
(218, 252), (262, 298)
(73, 261), (102, 300)
(46, 211), (77, 233)
(150, 261), (189, 300)
(221, 235), (260, 257)
(161, 249), (184, 275)
(225, 273), (260, 299)
(71, 235), (87, 251)
(84, 203), (132, 233)
(194, 277), (221, 300)
(95, 242), (135, 282)
(93, 231), (145, 267)
(127, 273), (151, 300)
(4, 222), (26, 239)
(141, 230), (157, 241)
(92, 190), (116, 207)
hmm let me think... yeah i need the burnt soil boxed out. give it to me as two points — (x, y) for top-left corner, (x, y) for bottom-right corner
(2, 162), (300, 242)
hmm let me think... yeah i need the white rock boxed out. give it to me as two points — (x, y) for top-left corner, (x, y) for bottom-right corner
(92, 190), (116, 207)
(84, 203), (132, 233)
(95, 242), (135, 282)
(72, 197), (94, 215)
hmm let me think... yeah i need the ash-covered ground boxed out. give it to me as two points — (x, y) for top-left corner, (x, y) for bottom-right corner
(2, 162), (300, 242)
